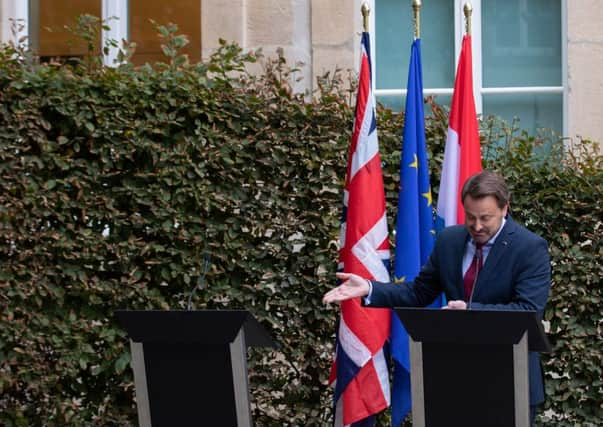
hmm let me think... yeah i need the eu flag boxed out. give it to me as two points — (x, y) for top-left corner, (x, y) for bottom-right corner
(391, 38), (440, 426)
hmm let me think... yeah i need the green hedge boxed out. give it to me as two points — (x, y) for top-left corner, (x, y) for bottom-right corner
(0, 33), (601, 426)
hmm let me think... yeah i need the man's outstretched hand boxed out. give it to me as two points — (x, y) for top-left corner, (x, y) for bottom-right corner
(322, 272), (371, 304)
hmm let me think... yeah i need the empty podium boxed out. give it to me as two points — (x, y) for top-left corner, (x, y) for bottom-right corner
(115, 310), (275, 427)
(394, 308), (551, 427)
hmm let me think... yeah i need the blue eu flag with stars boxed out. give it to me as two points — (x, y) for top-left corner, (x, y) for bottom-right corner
(391, 38), (443, 426)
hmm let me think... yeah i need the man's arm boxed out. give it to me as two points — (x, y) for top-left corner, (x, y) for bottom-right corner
(364, 251), (443, 308)
(323, 236), (446, 307)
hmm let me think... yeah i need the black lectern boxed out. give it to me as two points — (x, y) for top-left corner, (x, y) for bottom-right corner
(115, 310), (275, 427)
(394, 308), (551, 427)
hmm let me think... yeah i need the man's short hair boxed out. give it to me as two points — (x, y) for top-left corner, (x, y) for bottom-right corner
(461, 171), (510, 208)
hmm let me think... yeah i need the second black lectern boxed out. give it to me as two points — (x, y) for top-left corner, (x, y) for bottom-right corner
(115, 310), (275, 427)
(394, 308), (551, 427)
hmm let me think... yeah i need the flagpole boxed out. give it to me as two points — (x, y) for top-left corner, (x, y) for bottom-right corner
(361, 2), (370, 32)
(361, 2), (374, 90)
(464, 2), (472, 36)
(413, 0), (421, 40)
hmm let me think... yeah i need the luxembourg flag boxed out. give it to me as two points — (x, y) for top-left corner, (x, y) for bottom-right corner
(436, 34), (482, 229)
(330, 31), (391, 426)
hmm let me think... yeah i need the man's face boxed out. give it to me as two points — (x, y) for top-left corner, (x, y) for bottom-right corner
(463, 195), (508, 245)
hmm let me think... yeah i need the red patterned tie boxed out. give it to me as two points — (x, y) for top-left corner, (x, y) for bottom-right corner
(464, 243), (483, 302)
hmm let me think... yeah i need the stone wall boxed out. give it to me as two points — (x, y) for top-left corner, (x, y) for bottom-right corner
(202, 0), (359, 94)
(566, 0), (603, 145)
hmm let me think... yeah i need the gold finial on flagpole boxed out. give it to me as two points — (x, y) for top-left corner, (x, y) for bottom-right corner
(361, 2), (370, 32)
(464, 2), (473, 36)
(413, 0), (422, 39)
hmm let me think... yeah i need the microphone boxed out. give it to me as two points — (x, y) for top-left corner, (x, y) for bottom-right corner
(467, 246), (482, 310)
(186, 252), (211, 310)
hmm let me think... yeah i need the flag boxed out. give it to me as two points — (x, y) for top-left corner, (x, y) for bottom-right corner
(330, 31), (391, 426)
(390, 38), (439, 427)
(436, 34), (482, 229)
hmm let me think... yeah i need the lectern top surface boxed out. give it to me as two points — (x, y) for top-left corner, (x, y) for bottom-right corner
(393, 308), (551, 352)
(115, 309), (276, 348)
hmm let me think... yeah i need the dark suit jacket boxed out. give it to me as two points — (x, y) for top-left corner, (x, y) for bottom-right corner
(367, 217), (551, 405)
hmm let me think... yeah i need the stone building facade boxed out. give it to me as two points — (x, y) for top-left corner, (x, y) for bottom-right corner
(1, 0), (601, 144)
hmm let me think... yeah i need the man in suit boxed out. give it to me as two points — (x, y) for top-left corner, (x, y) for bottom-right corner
(323, 170), (551, 425)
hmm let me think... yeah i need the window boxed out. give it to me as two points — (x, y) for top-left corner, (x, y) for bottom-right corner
(29, 0), (102, 59)
(0, 1), (201, 66)
(129, 0), (201, 65)
(373, 0), (565, 136)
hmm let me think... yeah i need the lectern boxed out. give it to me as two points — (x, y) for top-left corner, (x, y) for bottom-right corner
(394, 308), (551, 427)
(115, 310), (275, 427)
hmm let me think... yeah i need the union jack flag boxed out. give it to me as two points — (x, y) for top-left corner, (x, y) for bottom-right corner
(330, 31), (391, 426)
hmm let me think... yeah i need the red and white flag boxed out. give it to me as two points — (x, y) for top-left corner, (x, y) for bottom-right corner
(330, 32), (391, 426)
(436, 34), (482, 228)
